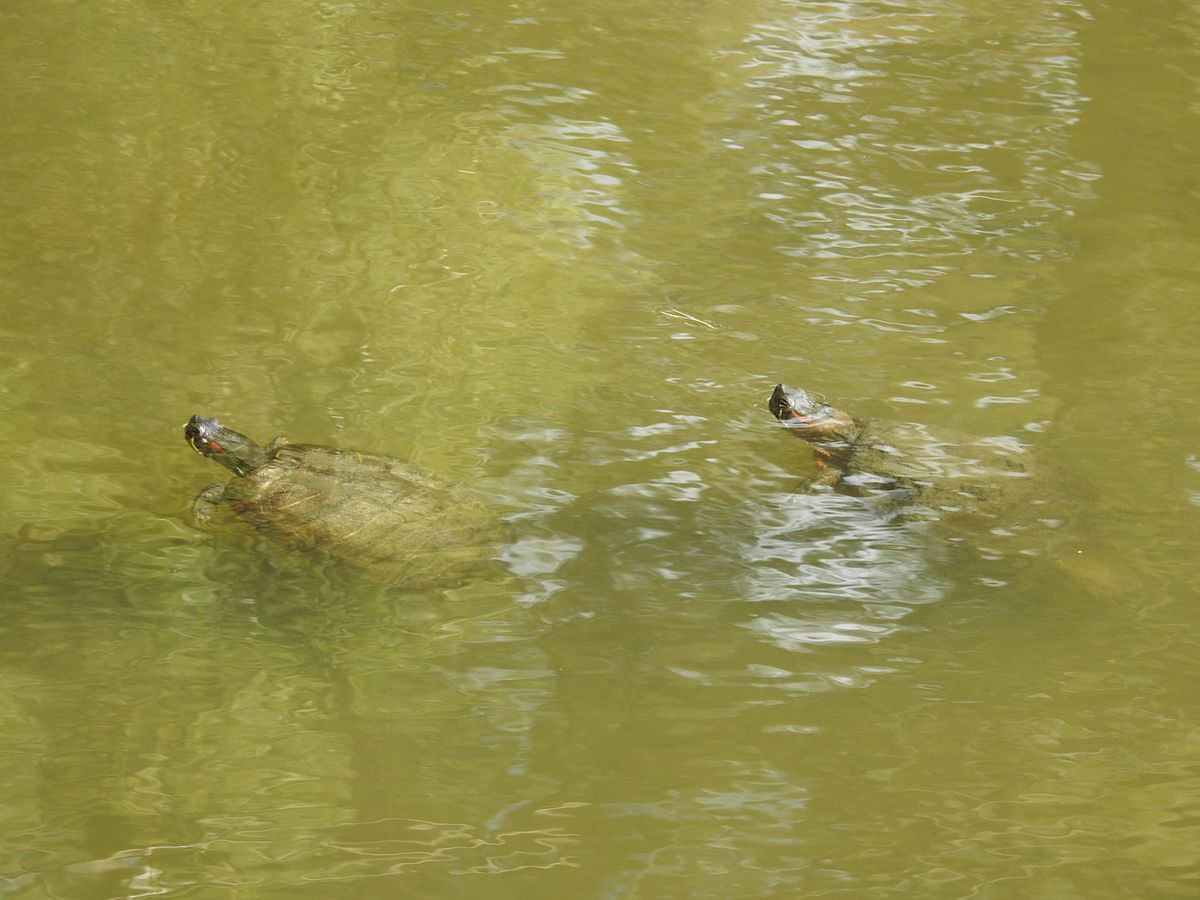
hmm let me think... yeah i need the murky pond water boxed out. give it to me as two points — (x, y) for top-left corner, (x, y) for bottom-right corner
(2, 0), (1199, 897)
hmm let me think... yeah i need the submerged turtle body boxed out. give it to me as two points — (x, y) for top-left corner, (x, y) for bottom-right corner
(183, 415), (504, 586)
(767, 384), (1031, 515)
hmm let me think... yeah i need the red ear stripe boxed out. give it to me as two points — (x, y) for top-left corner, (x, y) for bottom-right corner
(209, 440), (225, 453)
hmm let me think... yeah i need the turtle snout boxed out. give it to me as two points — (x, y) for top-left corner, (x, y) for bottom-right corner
(184, 415), (222, 455)
(185, 415), (222, 437)
(768, 384), (793, 420)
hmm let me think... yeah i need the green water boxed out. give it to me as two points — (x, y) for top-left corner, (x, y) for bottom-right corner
(2, 0), (1199, 897)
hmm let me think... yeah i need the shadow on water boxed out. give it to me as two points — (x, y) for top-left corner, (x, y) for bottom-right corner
(0, 509), (583, 892)
(0, 509), (558, 654)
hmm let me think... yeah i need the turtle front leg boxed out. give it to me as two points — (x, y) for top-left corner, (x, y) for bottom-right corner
(809, 458), (845, 489)
(192, 484), (227, 524)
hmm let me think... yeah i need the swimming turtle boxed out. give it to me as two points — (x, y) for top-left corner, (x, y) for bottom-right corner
(183, 415), (505, 586)
(767, 383), (1032, 516)
(767, 384), (1127, 592)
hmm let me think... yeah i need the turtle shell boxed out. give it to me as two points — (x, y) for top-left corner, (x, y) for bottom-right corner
(222, 441), (505, 585)
(837, 420), (1033, 512)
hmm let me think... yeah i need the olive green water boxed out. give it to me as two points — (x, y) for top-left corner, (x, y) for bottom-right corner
(2, 1), (1199, 897)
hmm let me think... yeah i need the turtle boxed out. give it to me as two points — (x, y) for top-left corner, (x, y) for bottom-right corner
(183, 415), (506, 586)
(766, 384), (1128, 592)
(767, 383), (1033, 518)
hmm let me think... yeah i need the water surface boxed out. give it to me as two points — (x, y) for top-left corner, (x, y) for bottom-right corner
(1, 0), (1199, 897)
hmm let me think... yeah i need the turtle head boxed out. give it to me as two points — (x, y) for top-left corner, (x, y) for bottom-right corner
(768, 384), (860, 448)
(184, 415), (268, 477)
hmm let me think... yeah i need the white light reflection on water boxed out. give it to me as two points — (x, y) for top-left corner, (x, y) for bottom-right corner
(724, 0), (1096, 292)
(731, 487), (942, 696)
